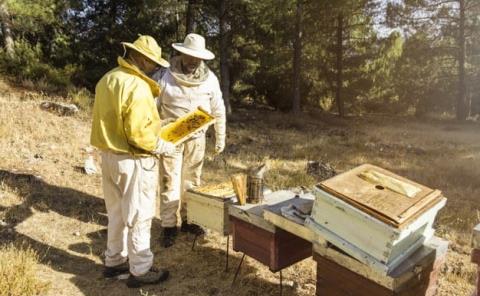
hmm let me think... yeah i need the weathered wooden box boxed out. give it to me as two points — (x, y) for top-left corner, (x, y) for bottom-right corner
(313, 236), (448, 296)
(306, 164), (446, 274)
(229, 190), (312, 272)
(185, 182), (236, 235)
(230, 216), (311, 272)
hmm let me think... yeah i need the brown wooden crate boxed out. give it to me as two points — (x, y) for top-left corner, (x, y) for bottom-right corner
(272, 228), (312, 271)
(472, 249), (480, 264)
(314, 253), (440, 296)
(230, 216), (312, 272)
(231, 216), (273, 266)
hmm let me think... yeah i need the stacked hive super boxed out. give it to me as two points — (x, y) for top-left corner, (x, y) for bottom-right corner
(306, 164), (446, 274)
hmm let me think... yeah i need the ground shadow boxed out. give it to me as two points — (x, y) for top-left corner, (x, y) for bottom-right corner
(0, 169), (107, 227)
(0, 169), (291, 295)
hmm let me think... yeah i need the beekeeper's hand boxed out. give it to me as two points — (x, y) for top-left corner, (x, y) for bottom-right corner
(215, 137), (225, 154)
(154, 138), (176, 155)
(160, 118), (175, 127)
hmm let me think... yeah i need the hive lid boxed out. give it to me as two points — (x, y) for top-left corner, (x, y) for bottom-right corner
(318, 164), (444, 228)
(189, 181), (236, 200)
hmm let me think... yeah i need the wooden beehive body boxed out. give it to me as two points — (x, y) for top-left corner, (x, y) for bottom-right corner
(306, 164), (446, 274)
(185, 182), (235, 235)
(229, 190), (312, 271)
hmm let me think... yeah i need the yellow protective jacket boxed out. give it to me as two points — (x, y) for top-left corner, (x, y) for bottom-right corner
(90, 57), (162, 156)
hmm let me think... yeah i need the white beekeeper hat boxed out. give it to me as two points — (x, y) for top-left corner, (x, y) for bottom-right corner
(172, 33), (215, 60)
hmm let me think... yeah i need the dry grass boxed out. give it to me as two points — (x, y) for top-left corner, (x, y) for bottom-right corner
(0, 244), (49, 296)
(0, 78), (479, 295)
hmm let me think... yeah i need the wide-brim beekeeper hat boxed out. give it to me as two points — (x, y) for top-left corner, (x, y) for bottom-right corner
(172, 33), (215, 60)
(122, 35), (170, 68)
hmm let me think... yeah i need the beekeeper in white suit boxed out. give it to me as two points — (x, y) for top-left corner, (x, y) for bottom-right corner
(154, 33), (226, 248)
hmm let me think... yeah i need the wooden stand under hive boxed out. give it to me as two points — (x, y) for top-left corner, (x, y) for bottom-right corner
(229, 191), (312, 276)
(313, 236), (448, 296)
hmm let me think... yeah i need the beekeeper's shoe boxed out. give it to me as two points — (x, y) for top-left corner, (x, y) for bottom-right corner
(180, 221), (205, 236)
(103, 261), (129, 278)
(162, 227), (178, 248)
(126, 267), (169, 288)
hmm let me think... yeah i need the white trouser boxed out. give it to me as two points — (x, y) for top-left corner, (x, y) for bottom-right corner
(159, 136), (205, 228)
(101, 151), (158, 276)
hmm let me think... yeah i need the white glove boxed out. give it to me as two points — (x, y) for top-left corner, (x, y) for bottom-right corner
(160, 117), (176, 127)
(215, 136), (225, 154)
(154, 138), (176, 155)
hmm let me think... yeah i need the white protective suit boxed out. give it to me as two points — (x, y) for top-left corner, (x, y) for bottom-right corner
(155, 62), (226, 228)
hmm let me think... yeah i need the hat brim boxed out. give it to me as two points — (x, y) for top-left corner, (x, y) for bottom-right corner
(122, 42), (170, 68)
(172, 43), (215, 60)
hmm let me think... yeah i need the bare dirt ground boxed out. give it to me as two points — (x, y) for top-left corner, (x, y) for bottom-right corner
(0, 80), (479, 296)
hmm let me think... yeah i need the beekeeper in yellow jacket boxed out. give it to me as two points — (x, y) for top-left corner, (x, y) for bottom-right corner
(91, 35), (175, 288)
(153, 33), (226, 248)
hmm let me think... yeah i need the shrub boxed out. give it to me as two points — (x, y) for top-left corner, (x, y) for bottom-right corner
(0, 244), (49, 296)
(0, 39), (77, 94)
(68, 87), (94, 110)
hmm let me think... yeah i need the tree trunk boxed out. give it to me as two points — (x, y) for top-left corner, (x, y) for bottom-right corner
(457, 0), (467, 120)
(186, 0), (197, 34)
(335, 12), (344, 117)
(292, 0), (303, 114)
(175, 0), (181, 40)
(0, 2), (14, 57)
(219, 0), (232, 114)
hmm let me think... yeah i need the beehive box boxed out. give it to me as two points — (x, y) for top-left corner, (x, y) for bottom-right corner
(306, 164), (446, 274)
(230, 216), (312, 272)
(159, 107), (215, 145)
(185, 181), (236, 235)
(229, 190), (313, 272)
(313, 236), (448, 296)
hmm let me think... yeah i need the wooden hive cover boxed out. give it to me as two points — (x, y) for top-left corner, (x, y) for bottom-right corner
(189, 181), (236, 201)
(318, 164), (443, 228)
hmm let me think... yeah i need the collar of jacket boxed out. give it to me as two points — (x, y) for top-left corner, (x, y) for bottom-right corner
(168, 55), (210, 87)
(117, 57), (160, 97)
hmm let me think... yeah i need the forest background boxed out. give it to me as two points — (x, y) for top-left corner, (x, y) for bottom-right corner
(1, 0), (479, 120)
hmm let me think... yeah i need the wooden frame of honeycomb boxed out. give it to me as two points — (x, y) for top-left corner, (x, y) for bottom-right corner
(159, 107), (215, 144)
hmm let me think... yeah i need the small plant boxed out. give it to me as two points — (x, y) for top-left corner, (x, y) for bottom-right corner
(0, 244), (49, 296)
(68, 88), (93, 111)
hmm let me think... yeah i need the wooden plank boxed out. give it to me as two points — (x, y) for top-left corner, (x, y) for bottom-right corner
(319, 164), (442, 227)
(228, 190), (298, 232)
(262, 194), (326, 245)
